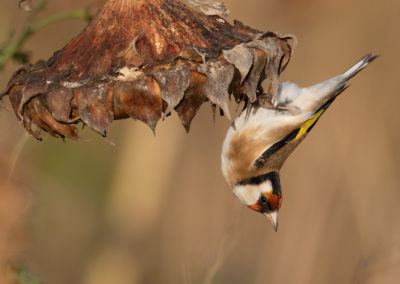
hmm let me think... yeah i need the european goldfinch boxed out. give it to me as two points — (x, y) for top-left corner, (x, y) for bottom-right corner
(221, 54), (377, 231)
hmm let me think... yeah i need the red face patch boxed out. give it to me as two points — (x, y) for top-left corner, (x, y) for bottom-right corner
(248, 202), (262, 212)
(268, 193), (283, 210)
(248, 193), (283, 213)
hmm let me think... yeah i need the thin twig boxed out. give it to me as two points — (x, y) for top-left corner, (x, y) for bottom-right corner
(0, 1), (91, 68)
(202, 203), (242, 284)
(7, 132), (29, 186)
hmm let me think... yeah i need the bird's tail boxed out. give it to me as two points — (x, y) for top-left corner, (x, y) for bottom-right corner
(343, 53), (378, 81)
(300, 53), (378, 112)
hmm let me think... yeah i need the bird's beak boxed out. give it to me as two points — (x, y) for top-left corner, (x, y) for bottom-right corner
(264, 210), (278, 231)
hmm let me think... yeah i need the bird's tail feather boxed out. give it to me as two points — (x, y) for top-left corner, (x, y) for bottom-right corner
(343, 53), (378, 81)
(300, 53), (377, 112)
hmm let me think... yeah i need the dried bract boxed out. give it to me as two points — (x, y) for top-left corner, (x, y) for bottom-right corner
(1, 0), (295, 140)
(186, 0), (230, 17)
(18, 0), (32, 12)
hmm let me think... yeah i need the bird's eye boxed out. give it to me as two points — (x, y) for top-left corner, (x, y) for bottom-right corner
(259, 195), (270, 212)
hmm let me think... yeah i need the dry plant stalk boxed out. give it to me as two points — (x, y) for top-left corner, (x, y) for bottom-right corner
(0, 164), (27, 284)
(1, 0), (295, 140)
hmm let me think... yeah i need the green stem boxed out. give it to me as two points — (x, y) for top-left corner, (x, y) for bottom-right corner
(0, 9), (90, 69)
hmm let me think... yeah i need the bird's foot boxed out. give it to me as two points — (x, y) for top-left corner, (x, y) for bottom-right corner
(257, 93), (275, 109)
(256, 93), (301, 115)
(274, 105), (301, 115)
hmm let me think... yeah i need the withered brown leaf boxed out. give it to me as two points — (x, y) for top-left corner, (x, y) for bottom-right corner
(1, 0), (295, 140)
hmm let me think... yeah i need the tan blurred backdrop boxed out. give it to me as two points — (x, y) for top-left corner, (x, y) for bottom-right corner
(0, 0), (399, 283)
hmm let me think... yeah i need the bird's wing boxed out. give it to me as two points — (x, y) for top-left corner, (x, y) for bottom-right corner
(252, 104), (330, 170)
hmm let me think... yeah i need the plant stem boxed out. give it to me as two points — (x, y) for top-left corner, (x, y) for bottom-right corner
(0, 8), (91, 69)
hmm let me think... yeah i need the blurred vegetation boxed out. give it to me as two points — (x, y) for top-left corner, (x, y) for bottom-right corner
(13, 266), (43, 284)
(0, 1), (95, 283)
(0, 0), (399, 284)
(0, 1), (91, 69)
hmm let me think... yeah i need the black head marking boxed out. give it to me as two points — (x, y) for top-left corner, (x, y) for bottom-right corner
(238, 171), (282, 197)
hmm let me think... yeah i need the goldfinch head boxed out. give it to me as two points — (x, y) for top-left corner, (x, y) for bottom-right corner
(232, 171), (282, 231)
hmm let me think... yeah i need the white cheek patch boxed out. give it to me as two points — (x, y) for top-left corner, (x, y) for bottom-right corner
(233, 185), (259, 206)
(260, 180), (273, 194)
(232, 180), (273, 206)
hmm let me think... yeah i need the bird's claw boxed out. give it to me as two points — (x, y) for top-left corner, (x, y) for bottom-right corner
(274, 105), (301, 115)
(255, 92), (301, 115)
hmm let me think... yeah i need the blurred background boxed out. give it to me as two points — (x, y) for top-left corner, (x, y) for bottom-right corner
(0, 0), (399, 283)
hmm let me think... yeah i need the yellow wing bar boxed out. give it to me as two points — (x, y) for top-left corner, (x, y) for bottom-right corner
(295, 108), (325, 140)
